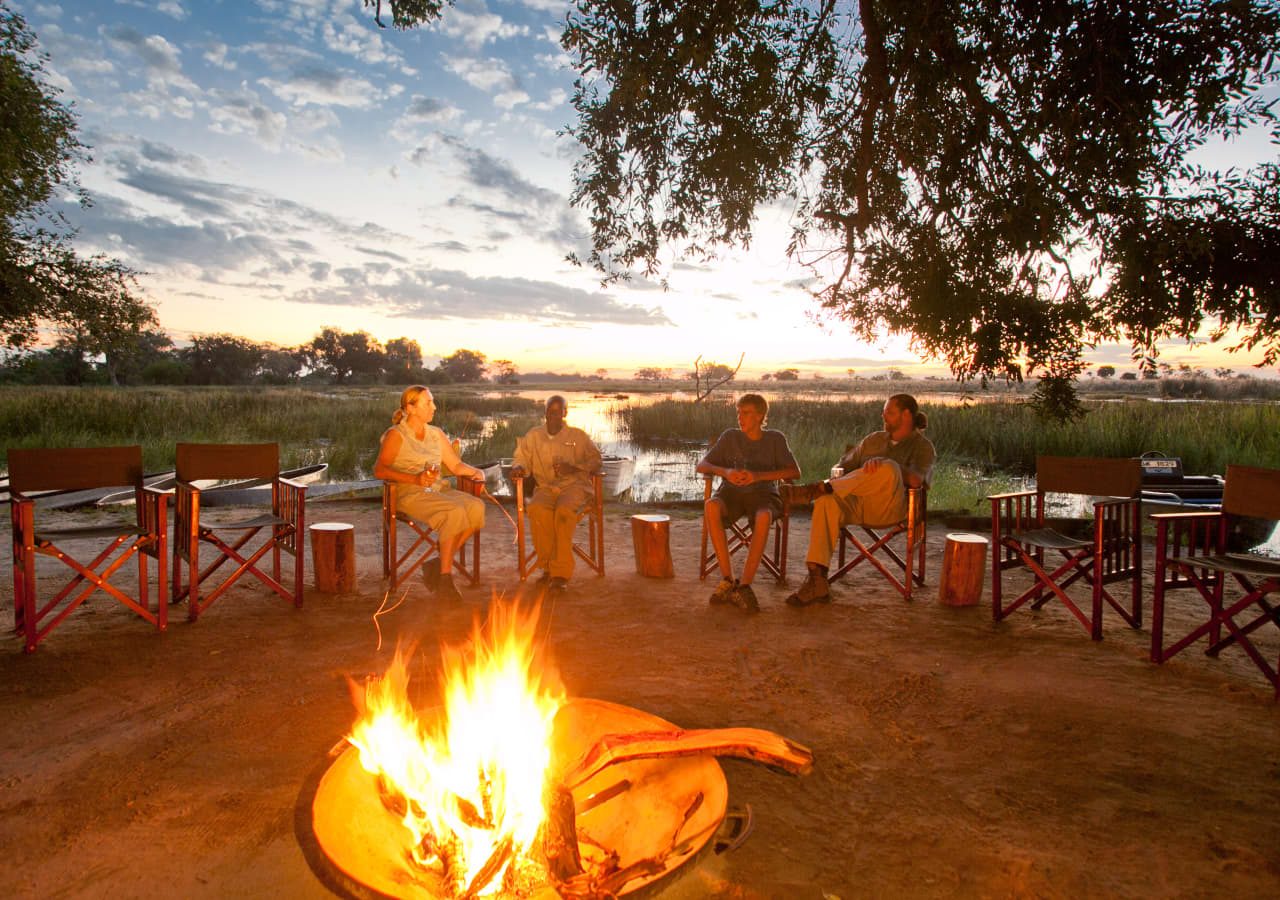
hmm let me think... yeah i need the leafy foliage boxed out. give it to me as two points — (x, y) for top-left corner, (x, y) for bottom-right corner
(1, 3), (153, 349)
(558, 0), (1280, 386)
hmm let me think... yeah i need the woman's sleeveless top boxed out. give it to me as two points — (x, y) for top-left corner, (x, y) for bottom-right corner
(384, 421), (445, 490)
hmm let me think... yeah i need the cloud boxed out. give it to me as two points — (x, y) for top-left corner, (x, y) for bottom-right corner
(118, 0), (188, 20)
(203, 42), (236, 70)
(442, 0), (529, 48)
(321, 18), (413, 73)
(446, 56), (523, 99)
(260, 65), (383, 108)
(293, 266), (673, 327)
(103, 26), (186, 80)
(208, 85), (289, 148)
(443, 137), (559, 207)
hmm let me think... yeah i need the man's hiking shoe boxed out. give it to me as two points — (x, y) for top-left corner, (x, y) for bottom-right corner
(435, 573), (463, 602)
(786, 572), (831, 607)
(548, 576), (569, 593)
(730, 583), (761, 612)
(786, 481), (828, 505)
(709, 577), (737, 605)
(421, 557), (441, 589)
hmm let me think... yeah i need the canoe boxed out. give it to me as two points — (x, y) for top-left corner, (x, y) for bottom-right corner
(95, 463), (328, 506)
(19, 471), (175, 510)
(199, 478), (382, 507)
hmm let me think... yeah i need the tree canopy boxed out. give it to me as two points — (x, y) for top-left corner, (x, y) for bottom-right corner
(561, 0), (1280, 385)
(365, 1), (1280, 392)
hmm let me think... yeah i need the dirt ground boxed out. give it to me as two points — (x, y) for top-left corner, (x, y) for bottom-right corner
(1, 498), (1278, 899)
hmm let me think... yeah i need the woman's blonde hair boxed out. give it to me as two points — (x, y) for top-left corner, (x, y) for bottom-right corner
(392, 385), (430, 425)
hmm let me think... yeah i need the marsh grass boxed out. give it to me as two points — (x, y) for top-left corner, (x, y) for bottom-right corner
(615, 396), (1280, 511)
(0, 387), (541, 478)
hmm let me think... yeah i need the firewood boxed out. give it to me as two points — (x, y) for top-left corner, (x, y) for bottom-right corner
(559, 727), (813, 790)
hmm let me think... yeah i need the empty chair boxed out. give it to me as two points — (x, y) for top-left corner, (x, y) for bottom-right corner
(1151, 464), (1280, 697)
(171, 443), (305, 620)
(829, 485), (928, 600)
(8, 446), (168, 652)
(990, 456), (1143, 640)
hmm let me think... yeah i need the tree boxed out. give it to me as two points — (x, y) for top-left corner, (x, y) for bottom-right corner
(634, 366), (672, 381)
(690, 353), (743, 401)
(383, 337), (424, 383)
(184, 334), (267, 385)
(552, 0), (1280, 401)
(436, 348), (487, 383)
(306, 327), (386, 383)
(1, 5), (154, 347)
(1096, 365), (1117, 379)
(492, 358), (520, 384)
(772, 367), (800, 381)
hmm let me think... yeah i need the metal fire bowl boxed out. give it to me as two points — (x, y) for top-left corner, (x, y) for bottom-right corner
(295, 697), (729, 899)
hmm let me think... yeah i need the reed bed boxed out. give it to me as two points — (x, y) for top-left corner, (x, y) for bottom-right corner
(614, 396), (1280, 511)
(0, 387), (540, 478)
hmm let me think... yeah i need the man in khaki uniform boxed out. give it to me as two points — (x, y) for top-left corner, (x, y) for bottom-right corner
(511, 396), (603, 592)
(787, 393), (935, 606)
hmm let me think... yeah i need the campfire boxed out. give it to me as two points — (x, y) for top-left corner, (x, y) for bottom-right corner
(297, 601), (813, 898)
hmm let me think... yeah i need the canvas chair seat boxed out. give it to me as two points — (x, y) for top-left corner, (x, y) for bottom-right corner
(34, 522), (151, 542)
(990, 455), (1143, 642)
(830, 485), (928, 600)
(699, 475), (791, 583)
(171, 443), (305, 621)
(514, 472), (605, 580)
(381, 477), (482, 593)
(8, 445), (168, 653)
(1151, 464), (1280, 698)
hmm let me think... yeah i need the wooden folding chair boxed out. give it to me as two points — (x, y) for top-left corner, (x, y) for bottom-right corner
(829, 486), (928, 600)
(381, 478), (482, 593)
(8, 446), (168, 652)
(990, 456), (1143, 640)
(1151, 464), (1280, 697)
(698, 476), (792, 583)
(514, 472), (605, 579)
(171, 443), (305, 620)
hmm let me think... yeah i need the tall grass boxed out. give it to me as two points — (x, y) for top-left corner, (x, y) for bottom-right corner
(615, 396), (1280, 497)
(0, 386), (540, 478)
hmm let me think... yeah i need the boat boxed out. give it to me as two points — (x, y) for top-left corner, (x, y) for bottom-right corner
(199, 477), (381, 507)
(95, 463), (328, 506)
(1138, 453), (1275, 551)
(474, 459), (508, 494)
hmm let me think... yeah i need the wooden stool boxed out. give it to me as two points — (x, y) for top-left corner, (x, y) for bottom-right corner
(939, 532), (987, 606)
(311, 522), (356, 593)
(631, 514), (674, 578)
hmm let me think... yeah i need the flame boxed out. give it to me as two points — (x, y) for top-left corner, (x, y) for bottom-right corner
(346, 601), (565, 897)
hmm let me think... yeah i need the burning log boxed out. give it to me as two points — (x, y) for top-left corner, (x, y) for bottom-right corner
(559, 726), (814, 791)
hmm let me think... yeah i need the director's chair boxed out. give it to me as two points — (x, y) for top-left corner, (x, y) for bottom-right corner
(1151, 464), (1280, 697)
(989, 455), (1143, 641)
(829, 485), (928, 600)
(514, 472), (605, 579)
(8, 446), (168, 652)
(381, 478), (483, 593)
(171, 443), (306, 620)
(699, 475), (792, 583)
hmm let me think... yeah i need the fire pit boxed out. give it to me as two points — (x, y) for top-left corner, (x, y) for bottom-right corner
(295, 603), (812, 898)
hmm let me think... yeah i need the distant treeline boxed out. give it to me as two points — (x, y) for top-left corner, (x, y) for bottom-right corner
(0, 328), (512, 387)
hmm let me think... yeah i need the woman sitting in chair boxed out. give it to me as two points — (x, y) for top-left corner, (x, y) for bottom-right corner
(374, 385), (485, 601)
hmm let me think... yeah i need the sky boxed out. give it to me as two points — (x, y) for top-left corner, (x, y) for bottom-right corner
(14, 0), (1278, 379)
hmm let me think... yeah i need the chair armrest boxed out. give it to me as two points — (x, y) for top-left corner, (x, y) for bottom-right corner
(1092, 496), (1139, 511)
(987, 489), (1035, 501)
(1149, 510), (1221, 522)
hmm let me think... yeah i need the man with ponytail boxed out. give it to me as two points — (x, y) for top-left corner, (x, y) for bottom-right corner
(787, 393), (935, 607)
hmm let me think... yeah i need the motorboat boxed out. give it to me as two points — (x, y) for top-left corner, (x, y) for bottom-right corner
(1139, 453), (1275, 551)
(95, 463), (328, 506)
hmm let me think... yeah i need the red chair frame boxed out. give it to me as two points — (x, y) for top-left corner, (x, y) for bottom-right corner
(381, 478), (482, 593)
(171, 443), (305, 620)
(990, 456), (1143, 641)
(8, 446), (168, 652)
(1151, 464), (1280, 697)
(830, 486), (928, 600)
(514, 472), (605, 579)
(698, 476), (792, 583)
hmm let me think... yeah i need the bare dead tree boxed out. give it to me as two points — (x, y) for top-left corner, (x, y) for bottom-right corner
(692, 352), (744, 402)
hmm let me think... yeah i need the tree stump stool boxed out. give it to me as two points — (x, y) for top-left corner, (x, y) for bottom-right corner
(311, 522), (356, 593)
(938, 532), (987, 606)
(631, 514), (674, 578)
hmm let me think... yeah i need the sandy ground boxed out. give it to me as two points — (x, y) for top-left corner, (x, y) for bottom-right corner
(1, 498), (1278, 899)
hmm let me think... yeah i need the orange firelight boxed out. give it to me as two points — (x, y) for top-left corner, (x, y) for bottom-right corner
(346, 601), (564, 897)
